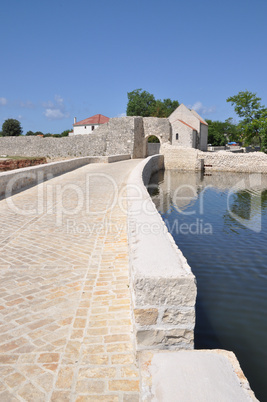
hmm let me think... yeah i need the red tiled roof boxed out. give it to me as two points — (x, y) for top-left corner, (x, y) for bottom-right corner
(74, 114), (109, 126)
(175, 119), (196, 131)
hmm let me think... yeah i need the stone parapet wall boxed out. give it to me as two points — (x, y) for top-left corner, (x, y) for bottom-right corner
(127, 155), (196, 351)
(0, 154), (131, 198)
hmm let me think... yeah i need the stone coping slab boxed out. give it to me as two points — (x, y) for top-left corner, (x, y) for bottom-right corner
(139, 349), (258, 401)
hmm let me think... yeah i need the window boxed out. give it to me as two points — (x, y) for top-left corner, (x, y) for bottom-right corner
(92, 126), (95, 131)
(176, 133), (179, 140)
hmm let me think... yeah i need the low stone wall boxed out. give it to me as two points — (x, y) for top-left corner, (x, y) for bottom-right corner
(161, 145), (267, 173)
(200, 150), (267, 173)
(0, 154), (131, 198)
(127, 155), (196, 351)
(161, 144), (204, 171)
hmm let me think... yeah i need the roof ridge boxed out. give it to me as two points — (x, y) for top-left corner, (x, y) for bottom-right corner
(74, 114), (109, 126)
(176, 119), (197, 131)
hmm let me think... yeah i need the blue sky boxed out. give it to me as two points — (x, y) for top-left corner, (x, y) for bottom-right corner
(1, 0), (267, 134)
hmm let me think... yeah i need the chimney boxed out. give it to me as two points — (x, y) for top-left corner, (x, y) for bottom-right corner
(74, 117), (77, 124)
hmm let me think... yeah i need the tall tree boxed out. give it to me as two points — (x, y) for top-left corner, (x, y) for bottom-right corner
(206, 118), (241, 146)
(2, 119), (23, 136)
(61, 129), (71, 137)
(150, 98), (179, 118)
(227, 91), (267, 149)
(126, 89), (179, 117)
(206, 120), (227, 146)
(127, 89), (156, 117)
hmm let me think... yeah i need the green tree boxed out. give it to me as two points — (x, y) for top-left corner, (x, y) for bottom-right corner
(227, 91), (267, 149)
(206, 118), (241, 146)
(206, 120), (227, 146)
(126, 89), (179, 117)
(162, 98), (179, 116)
(26, 130), (35, 136)
(224, 118), (241, 142)
(147, 135), (160, 143)
(150, 98), (179, 117)
(127, 89), (156, 116)
(262, 130), (267, 153)
(2, 119), (23, 136)
(61, 129), (70, 137)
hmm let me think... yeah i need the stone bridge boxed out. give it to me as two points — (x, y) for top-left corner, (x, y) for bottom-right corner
(0, 157), (257, 401)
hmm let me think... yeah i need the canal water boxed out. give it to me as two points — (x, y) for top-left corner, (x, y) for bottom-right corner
(149, 170), (267, 402)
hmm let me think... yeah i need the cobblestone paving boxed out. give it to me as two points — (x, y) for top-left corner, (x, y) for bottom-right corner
(0, 160), (141, 402)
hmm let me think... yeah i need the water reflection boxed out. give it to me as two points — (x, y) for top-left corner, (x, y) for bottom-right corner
(149, 171), (267, 235)
(149, 170), (267, 402)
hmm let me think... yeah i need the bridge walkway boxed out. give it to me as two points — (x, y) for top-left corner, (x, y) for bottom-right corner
(0, 159), (140, 402)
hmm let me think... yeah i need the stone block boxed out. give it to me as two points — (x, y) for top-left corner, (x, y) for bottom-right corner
(162, 308), (195, 326)
(136, 330), (165, 347)
(134, 308), (158, 326)
(136, 328), (193, 348)
(134, 276), (196, 307)
(164, 328), (193, 346)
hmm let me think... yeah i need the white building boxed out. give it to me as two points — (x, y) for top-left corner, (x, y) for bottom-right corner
(69, 114), (109, 136)
(169, 104), (208, 151)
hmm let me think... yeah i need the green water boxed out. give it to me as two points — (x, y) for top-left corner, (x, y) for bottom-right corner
(149, 170), (267, 402)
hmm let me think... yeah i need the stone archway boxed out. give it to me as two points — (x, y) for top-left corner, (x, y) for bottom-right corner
(141, 117), (171, 157)
(145, 135), (161, 157)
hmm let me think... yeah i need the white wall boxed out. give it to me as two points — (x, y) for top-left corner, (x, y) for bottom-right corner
(169, 104), (201, 132)
(73, 124), (100, 135)
(171, 120), (196, 148)
(169, 105), (208, 151)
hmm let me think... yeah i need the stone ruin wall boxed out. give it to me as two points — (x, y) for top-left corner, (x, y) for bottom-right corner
(0, 117), (171, 160)
(0, 132), (108, 159)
